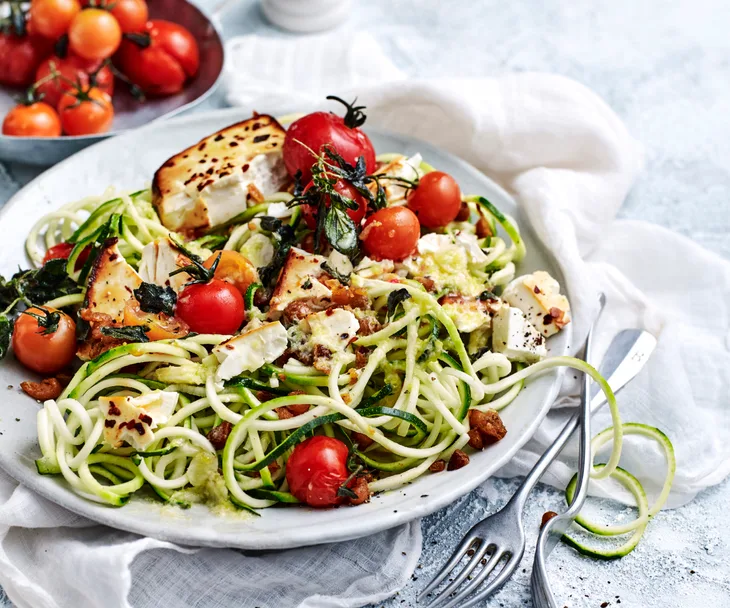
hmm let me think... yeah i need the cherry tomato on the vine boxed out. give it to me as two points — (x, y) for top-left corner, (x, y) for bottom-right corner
(30, 0), (81, 40)
(176, 279), (245, 335)
(0, 33), (52, 87)
(283, 98), (376, 183)
(202, 250), (258, 296)
(57, 86), (114, 135)
(110, 0), (148, 33)
(68, 8), (122, 60)
(286, 435), (351, 507)
(12, 306), (77, 374)
(35, 54), (114, 108)
(407, 171), (462, 228)
(361, 206), (420, 261)
(2, 101), (61, 137)
(116, 20), (200, 96)
(301, 178), (368, 230)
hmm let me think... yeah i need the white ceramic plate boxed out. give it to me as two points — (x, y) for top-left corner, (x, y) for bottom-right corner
(0, 108), (570, 550)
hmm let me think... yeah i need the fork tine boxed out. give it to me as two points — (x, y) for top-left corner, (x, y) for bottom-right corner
(459, 554), (519, 608)
(422, 542), (494, 608)
(435, 549), (507, 608)
(418, 533), (481, 601)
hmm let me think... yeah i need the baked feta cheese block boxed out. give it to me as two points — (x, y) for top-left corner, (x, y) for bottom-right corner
(269, 248), (332, 315)
(138, 237), (192, 292)
(213, 320), (289, 382)
(83, 238), (142, 322)
(152, 115), (289, 232)
(502, 271), (571, 337)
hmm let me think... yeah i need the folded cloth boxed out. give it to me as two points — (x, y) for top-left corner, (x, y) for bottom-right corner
(1, 30), (728, 608)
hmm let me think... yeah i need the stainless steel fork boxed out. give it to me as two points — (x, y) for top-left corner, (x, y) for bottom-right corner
(418, 312), (655, 608)
(530, 328), (658, 607)
(417, 298), (605, 608)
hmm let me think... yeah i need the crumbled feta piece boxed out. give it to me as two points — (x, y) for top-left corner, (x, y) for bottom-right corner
(98, 390), (179, 450)
(440, 297), (491, 333)
(354, 256), (395, 279)
(502, 271), (571, 337)
(269, 248), (332, 314)
(304, 308), (359, 353)
(138, 237), (192, 292)
(377, 154), (423, 203)
(213, 320), (289, 381)
(266, 201), (294, 218)
(492, 306), (547, 363)
(454, 231), (488, 265)
(240, 233), (274, 269)
(402, 233), (484, 297)
(327, 249), (353, 277)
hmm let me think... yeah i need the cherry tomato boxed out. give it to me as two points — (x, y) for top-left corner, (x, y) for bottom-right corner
(2, 101), (60, 137)
(68, 8), (122, 60)
(176, 279), (245, 335)
(30, 0), (81, 40)
(361, 206), (420, 261)
(110, 0), (148, 33)
(42, 242), (91, 270)
(301, 178), (368, 230)
(12, 306), (77, 374)
(0, 33), (52, 87)
(57, 87), (114, 136)
(283, 103), (376, 183)
(116, 20), (199, 96)
(407, 172), (462, 228)
(286, 435), (350, 508)
(202, 250), (258, 296)
(35, 54), (114, 108)
(123, 301), (189, 341)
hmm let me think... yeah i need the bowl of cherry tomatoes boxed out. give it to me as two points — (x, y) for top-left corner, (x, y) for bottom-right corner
(0, 0), (224, 165)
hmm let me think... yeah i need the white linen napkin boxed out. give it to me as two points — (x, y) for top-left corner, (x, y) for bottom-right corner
(0, 30), (728, 608)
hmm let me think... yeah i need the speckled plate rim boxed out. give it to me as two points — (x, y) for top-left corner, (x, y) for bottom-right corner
(0, 107), (571, 549)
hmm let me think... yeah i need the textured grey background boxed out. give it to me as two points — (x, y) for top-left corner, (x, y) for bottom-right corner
(1, 1), (728, 606)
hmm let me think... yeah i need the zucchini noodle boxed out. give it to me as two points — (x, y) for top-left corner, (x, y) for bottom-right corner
(20, 145), (672, 563)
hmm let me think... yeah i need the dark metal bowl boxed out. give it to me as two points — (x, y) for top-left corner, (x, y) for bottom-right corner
(0, 0), (225, 166)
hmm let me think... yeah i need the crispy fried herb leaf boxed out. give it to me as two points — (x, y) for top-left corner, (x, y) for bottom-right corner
(478, 290), (499, 301)
(258, 216), (296, 287)
(100, 326), (150, 343)
(386, 288), (411, 320)
(0, 259), (81, 314)
(0, 315), (12, 360)
(23, 259), (80, 304)
(323, 205), (359, 258)
(134, 283), (177, 316)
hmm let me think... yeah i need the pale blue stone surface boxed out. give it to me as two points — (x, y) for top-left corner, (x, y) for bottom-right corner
(1, 1), (728, 606)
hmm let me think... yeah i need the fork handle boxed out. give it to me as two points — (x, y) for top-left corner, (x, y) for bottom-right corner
(507, 412), (580, 512)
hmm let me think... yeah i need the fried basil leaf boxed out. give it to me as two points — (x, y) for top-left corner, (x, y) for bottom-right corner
(258, 216), (296, 287)
(134, 283), (177, 316)
(386, 288), (411, 320)
(323, 205), (359, 258)
(0, 315), (12, 360)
